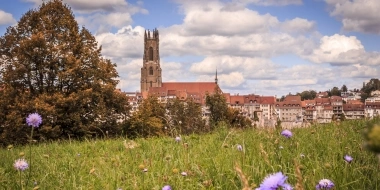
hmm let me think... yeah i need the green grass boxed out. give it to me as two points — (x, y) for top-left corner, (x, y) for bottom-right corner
(1, 119), (380, 190)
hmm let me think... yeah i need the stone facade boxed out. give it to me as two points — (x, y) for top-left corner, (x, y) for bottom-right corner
(141, 29), (162, 93)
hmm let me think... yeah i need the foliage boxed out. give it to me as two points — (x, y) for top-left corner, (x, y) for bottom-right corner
(1, 119), (379, 189)
(296, 90), (317, 100)
(363, 117), (380, 154)
(361, 78), (380, 102)
(123, 95), (166, 138)
(205, 87), (228, 126)
(328, 87), (341, 97)
(166, 98), (206, 135)
(225, 107), (252, 128)
(341, 85), (348, 92)
(0, 0), (130, 145)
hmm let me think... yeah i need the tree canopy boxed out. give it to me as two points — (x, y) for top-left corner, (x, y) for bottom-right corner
(0, 0), (130, 145)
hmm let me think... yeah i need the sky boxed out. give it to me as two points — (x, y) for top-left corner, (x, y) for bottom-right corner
(1, 0), (380, 97)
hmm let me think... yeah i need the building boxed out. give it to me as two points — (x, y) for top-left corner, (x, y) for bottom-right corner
(343, 104), (365, 120)
(141, 29), (162, 93)
(274, 95), (303, 123)
(131, 28), (220, 106)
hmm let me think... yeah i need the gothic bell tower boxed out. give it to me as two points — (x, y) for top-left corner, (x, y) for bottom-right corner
(141, 28), (162, 92)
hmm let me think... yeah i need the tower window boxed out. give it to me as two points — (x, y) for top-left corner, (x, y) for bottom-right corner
(148, 47), (153, 61)
(149, 66), (153, 75)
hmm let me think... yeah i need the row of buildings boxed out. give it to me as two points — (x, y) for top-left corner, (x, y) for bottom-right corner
(125, 29), (380, 128)
(126, 89), (380, 127)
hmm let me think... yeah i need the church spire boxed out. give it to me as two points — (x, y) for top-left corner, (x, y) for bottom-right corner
(215, 69), (218, 84)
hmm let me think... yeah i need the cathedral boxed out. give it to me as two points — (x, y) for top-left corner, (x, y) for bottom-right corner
(140, 29), (220, 105)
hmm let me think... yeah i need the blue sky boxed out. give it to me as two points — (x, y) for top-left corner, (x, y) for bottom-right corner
(1, 0), (380, 96)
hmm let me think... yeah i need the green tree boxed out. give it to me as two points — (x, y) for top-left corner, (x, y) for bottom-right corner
(0, 0), (130, 145)
(225, 108), (252, 128)
(296, 90), (317, 100)
(124, 95), (166, 138)
(205, 87), (228, 126)
(329, 87), (341, 96)
(341, 85), (348, 92)
(166, 98), (205, 135)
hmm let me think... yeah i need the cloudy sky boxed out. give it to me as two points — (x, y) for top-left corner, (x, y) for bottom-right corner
(1, 0), (380, 97)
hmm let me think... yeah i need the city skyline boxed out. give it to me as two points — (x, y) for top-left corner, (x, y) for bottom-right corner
(1, 0), (380, 96)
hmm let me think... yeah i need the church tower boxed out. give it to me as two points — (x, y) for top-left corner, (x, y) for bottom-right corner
(141, 28), (162, 92)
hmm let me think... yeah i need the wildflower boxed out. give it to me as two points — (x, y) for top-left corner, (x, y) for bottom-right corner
(138, 164), (145, 170)
(316, 179), (334, 190)
(181, 171), (187, 176)
(282, 183), (294, 190)
(143, 168), (148, 172)
(172, 168), (179, 174)
(14, 159), (29, 171)
(257, 172), (292, 190)
(300, 154), (305, 158)
(162, 185), (172, 190)
(175, 136), (181, 142)
(7, 145), (13, 150)
(281, 130), (292, 138)
(237, 144), (243, 151)
(26, 113), (42, 128)
(344, 155), (353, 163)
(279, 146), (284, 149)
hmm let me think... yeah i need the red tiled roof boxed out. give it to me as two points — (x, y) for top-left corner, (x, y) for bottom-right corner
(315, 98), (330, 105)
(347, 100), (363, 105)
(230, 95), (245, 105)
(161, 82), (219, 94)
(147, 82), (220, 105)
(330, 96), (342, 101)
(343, 104), (365, 111)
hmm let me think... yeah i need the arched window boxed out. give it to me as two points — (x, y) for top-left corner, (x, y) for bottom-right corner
(149, 66), (153, 75)
(148, 47), (153, 61)
(150, 81), (152, 87)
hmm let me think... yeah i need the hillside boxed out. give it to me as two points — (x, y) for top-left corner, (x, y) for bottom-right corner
(1, 120), (380, 189)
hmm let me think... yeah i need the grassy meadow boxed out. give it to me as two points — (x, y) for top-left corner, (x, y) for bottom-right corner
(1, 119), (380, 190)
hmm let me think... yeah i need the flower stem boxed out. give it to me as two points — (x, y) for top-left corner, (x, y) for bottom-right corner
(26, 127), (34, 187)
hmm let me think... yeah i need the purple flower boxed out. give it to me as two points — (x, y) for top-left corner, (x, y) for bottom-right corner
(344, 155), (353, 163)
(282, 183), (294, 190)
(316, 179), (334, 190)
(237, 144), (243, 151)
(162, 185), (172, 190)
(257, 172), (292, 190)
(175, 136), (181, 142)
(281, 130), (292, 138)
(14, 158), (28, 171)
(26, 113), (42, 128)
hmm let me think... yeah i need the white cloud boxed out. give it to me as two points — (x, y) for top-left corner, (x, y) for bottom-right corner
(190, 56), (278, 80)
(306, 34), (380, 65)
(160, 28), (314, 58)
(23, 0), (147, 33)
(229, 0), (302, 6)
(280, 17), (316, 34)
(180, 3), (279, 36)
(0, 10), (16, 25)
(96, 26), (145, 59)
(325, 0), (380, 34)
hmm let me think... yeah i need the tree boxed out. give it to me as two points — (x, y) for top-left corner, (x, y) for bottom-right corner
(124, 95), (166, 138)
(329, 87), (341, 96)
(0, 0), (130, 145)
(341, 85), (348, 92)
(296, 90), (317, 100)
(205, 87), (228, 126)
(166, 98), (205, 135)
